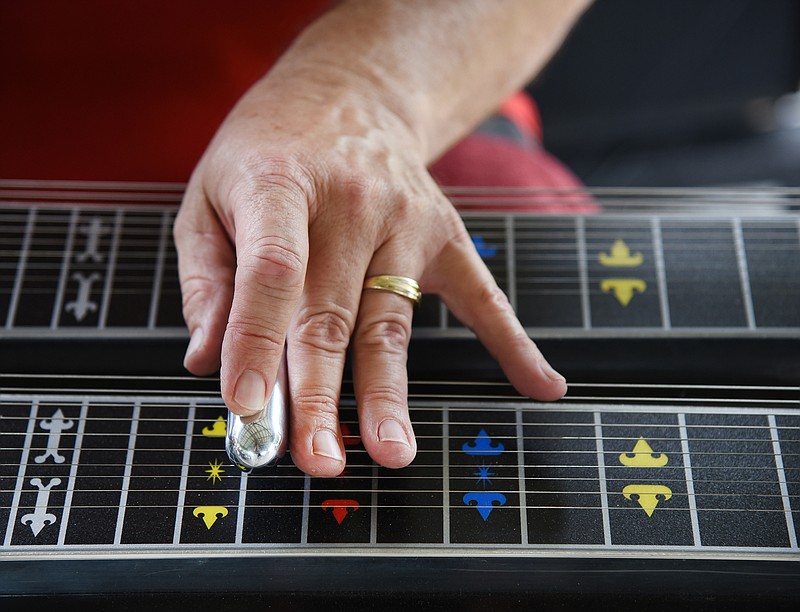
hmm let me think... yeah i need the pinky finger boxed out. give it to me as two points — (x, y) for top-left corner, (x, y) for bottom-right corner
(430, 240), (567, 402)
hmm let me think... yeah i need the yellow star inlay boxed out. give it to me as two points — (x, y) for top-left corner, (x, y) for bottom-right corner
(205, 458), (226, 484)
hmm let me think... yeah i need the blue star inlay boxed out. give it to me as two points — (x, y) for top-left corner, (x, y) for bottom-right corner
(471, 234), (497, 259)
(474, 465), (494, 488)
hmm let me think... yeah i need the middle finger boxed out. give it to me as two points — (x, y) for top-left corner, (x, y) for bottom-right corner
(286, 224), (372, 477)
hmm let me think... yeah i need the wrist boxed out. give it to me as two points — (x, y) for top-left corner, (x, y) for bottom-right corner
(257, 57), (432, 161)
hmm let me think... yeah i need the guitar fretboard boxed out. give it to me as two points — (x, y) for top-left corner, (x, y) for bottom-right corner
(2, 183), (799, 338)
(2, 387), (798, 558)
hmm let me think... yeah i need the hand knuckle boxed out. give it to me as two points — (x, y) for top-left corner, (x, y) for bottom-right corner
(359, 384), (407, 410)
(292, 388), (340, 419)
(243, 237), (306, 285)
(356, 314), (411, 354)
(294, 307), (354, 354)
(477, 282), (512, 312)
(238, 156), (314, 200)
(224, 318), (283, 351)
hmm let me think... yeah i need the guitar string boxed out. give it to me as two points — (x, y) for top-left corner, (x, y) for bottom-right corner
(4, 409), (798, 472)
(2, 205), (797, 335)
(4, 182), (800, 206)
(3, 374), (798, 392)
(2, 391), (796, 408)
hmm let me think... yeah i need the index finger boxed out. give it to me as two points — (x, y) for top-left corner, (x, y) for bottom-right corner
(218, 178), (311, 417)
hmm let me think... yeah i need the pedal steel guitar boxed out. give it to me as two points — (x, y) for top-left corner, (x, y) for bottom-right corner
(1, 181), (799, 609)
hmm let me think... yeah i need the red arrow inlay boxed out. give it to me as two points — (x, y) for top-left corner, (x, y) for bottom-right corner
(321, 499), (360, 525)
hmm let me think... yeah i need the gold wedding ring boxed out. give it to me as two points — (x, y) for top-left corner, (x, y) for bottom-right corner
(363, 275), (422, 305)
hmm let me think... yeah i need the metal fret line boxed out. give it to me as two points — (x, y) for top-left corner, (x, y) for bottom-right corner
(505, 215), (517, 311)
(114, 399), (140, 545)
(576, 216), (591, 330)
(652, 216), (672, 330)
(769, 414), (798, 549)
(99, 209), (124, 329)
(516, 405), (528, 545)
(732, 217), (756, 330)
(147, 209), (171, 330)
(370, 464), (379, 545)
(173, 401), (196, 545)
(235, 471), (248, 545)
(300, 474), (311, 545)
(50, 208), (79, 329)
(5, 208), (36, 329)
(594, 411), (611, 546)
(57, 399), (88, 546)
(438, 299), (448, 330)
(443, 405), (451, 546)
(678, 413), (702, 547)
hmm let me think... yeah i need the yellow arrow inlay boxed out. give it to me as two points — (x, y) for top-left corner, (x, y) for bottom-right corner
(622, 484), (672, 517)
(599, 239), (643, 267)
(202, 416), (227, 437)
(600, 278), (646, 306)
(619, 437), (668, 467)
(193, 506), (228, 529)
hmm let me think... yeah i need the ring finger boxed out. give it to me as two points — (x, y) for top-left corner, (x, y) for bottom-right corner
(351, 252), (422, 469)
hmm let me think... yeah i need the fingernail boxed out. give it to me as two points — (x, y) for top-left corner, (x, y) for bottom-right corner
(312, 429), (343, 461)
(540, 360), (566, 383)
(183, 328), (204, 367)
(234, 369), (268, 413)
(378, 419), (410, 446)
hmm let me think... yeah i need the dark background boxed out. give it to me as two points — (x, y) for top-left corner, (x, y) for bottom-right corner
(527, 0), (800, 187)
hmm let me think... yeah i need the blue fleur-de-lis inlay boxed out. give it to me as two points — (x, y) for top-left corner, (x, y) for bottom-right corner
(471, 234), (497, 259)
(462, 429), (504, 456)
(463, 492), (507, 521)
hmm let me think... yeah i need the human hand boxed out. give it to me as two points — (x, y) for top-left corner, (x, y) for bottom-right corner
(174, 63), (567, 477)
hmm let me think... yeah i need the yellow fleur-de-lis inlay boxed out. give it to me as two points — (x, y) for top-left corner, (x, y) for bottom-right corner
(193, 506), (228, 530)
(599, 239), (643, 267)
(622, 484), (672, 517)
(202, 416), (227, 437)
(619, 437), (668, 467)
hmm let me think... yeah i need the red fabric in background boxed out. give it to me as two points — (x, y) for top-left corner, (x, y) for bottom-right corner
(1, 1), (332, 182)
(1, 0), (591, 206)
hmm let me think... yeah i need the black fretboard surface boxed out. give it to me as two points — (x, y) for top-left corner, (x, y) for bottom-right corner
(2, 181), (799, 338)
(2, 385), (799, 555)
